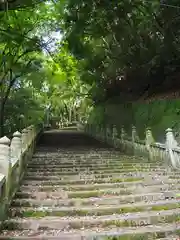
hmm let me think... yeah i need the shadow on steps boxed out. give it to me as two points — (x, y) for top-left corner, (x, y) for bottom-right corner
(37, 129), (112, 148)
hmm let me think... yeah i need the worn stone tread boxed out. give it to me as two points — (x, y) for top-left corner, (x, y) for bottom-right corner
(9, 199), (180, 219)
(21, 178), (180, 188)
(0, 223), (180, 239)
(4, 208), (180, 230)
(1, 130), (180, 239)
(11, 190), (180, 207)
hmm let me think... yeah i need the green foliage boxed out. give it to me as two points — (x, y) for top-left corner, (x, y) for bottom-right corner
(4, 87), (44, 136)
(62, 0), (180, 102)
(0, 1), (66, 136)
(88, 98), (180, 142)
(0, 0), (43, 11)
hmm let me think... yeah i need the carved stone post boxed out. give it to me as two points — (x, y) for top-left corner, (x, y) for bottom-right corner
(10, 131), (22, 192)
(113, 125), (118, 147)
(132, 126), (137, 142)
(132, 126), (138, 154)
(112, 125), (117, 138)
(30, 125), (35, 147)
(21, 128), (29, 152)
(0, 136), (11, 202)
(10, 131), (22, 164)
(145, 128), (155, 160)
(29, 125), (36, 158)
(121, 127), (125, 141)
(0, 137), (11, 176)
(106, 126), (111, 143)
(165, 128), (178, 168)
(121, 126), (126, 151)
(27, 125), (34, 146)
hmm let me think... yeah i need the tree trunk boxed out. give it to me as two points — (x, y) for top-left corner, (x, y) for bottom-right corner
(69, 108), (72, 123)
(73, 108), (76, 121)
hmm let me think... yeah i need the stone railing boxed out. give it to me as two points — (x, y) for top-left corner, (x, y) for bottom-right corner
(84, 123), (180, 168)
(0, 124), (42, 221)
(77, 122), (85, 131)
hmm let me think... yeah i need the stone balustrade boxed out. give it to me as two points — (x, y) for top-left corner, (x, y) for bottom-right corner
(77, 122), (85, 131)
(84, 123), (180, 169)
(0, 124), (42, 221)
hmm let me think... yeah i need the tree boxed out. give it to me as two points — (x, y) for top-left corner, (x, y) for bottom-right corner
(62, 0), (180, 103)
(0, 0), (44, 11)
(0, 1), (61, 136)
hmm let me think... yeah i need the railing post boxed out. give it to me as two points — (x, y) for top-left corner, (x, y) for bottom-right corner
(0, 136), (11, 204)
(0, 137), (11, 177)
(10, 131), (22, 164)
(10, 131), (22, 194)
(145, 127), (155, 160)
(121, 126), (126, 151)
(21, 128), (29, 152)
(165, 128), (179, 168)
(113, 125), (118, 147)
(132, 126), (137, 142)
(106, 125), (111, 144)
(27, 125), (34, 147)
(132, 125), (138, 154)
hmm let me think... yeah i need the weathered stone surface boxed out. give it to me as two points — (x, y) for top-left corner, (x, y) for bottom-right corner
(1, 130), (180, 239)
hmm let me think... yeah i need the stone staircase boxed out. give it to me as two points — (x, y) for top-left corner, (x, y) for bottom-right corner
(0, 129), (180, 239)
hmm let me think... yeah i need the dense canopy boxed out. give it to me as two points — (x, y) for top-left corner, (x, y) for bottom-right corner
(1, 0), (180, 135)
(63, 0), (180, 102)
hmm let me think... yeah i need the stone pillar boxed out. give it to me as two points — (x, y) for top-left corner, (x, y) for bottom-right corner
(121, 127), (126, 151)
(112, 125), (118, 147)
(166, 128), (178, 148)
(165, 128), (178, 168)
(145, 128), (155, 147)
(10, 131), (22, 164)
(132, 126), (138, 154)
(121, 127), (125, 141)
(27, 125), (34, 146)
(0, 137), (11, 177)
(132, 126), (138, 142)
(106, 126), (111, 141)
(21, 128), (29, 152)
(0, 136), (11, 202)
(113, 125), (118, 139)
(145, 128), (155, 160)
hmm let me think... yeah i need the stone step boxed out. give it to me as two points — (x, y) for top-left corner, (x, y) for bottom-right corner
(26, 167), (174, 175)
(30, 157), (118, 161)
(2, 130), (179, 239)
(19, 180), (144, 192)
(23, 173), (145, 182)
(21, 177), (180, 186)
(26, 167), (167, 175)
(32, 152), (122, 156)
(11, 191), (180, 207)
(19, 177), (180, 192)
(0, 223), (179, 239)
(21, 178), (143, 186)
(32, 153), (132, 157)
(27, 161), (163, 167)
(8, 199), (180, 218)
(23, 172), (147, 179)
(24, 172), (180, 181)
(3, 208), (180, 230)
(14, 183), (180, 199)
